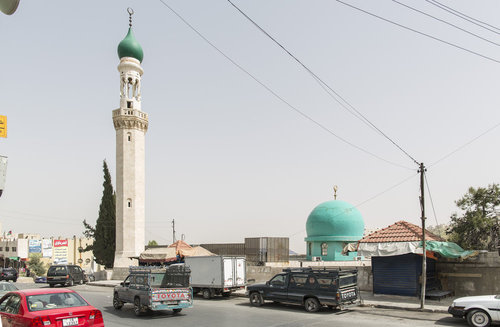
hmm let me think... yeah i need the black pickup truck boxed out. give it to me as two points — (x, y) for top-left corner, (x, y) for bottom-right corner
(246, 267), (359, 312)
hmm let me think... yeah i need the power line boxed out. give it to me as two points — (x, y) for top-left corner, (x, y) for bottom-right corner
(424, 172), (439, 226)
(158, 0), (413, 170)
(335, 0), (500, 65)
(392, 0), (500, 47)
(288, 172), (418, 237)
(425, 0), (500, 35)
(430, 120), (500, 167)
(227, 0), (420, 167)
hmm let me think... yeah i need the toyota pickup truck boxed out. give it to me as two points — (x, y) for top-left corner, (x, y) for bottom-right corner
(247, 267), (359, 312)
(113, 265), (193, 316)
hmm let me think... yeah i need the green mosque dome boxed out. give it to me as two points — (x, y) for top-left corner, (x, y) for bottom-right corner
(305, 200), (364, 241)
(118, 28), (144, 63)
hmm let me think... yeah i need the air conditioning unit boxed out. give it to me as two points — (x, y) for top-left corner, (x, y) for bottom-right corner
(312, 256), (321, 262)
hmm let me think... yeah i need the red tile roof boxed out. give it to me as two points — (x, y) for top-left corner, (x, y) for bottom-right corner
(359, 220), (443, 243)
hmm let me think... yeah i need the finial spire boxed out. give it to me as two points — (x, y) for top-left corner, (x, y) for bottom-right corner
(127, 7), (134, 28)
(333, 185), (338, 200)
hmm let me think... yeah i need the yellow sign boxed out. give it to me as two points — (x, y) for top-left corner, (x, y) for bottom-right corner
(0, 116), (6, 138)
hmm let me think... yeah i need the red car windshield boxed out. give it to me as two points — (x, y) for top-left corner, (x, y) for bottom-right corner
(27, 292), (88, 312)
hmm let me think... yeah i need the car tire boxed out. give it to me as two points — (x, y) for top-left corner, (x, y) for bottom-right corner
(12, 279), (16, 283)
(79, 279), (83, 285)
(202, 288), (212, 299)
(467, 310), (491, 327)
(172, 308), (182, 314)
(68, 279), (74, 287)
(249, 292), (263, 307)
(49, 284), (55, 288)
(113, 293), (123, 310)
(304, 297), (320, 313)
(134, 297), (142, 316)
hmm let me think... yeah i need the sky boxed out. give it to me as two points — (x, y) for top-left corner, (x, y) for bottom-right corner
(1, 0), (499, 253)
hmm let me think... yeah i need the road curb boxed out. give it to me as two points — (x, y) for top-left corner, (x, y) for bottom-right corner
(359, 303), (448, 314)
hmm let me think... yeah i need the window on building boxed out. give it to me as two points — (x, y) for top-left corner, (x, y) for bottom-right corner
(0, 247), (3, 251)
(127, 132), (132, 142)
(127, 199), (132, 208)
(11, 247), (16, 252)
(321, 242), (328, 256)
(5, 247), (9, 252)
(127, 101), (132, 109)
(308, 242), (312, 256)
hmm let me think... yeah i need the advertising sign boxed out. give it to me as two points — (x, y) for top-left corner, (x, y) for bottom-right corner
(28, 240), (42, 253)
(53, 239), (68, 264)
(0, 116), (6, 138)
(42, 239), (52, 258)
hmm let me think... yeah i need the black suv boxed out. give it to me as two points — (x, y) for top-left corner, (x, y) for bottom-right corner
(0, 268), (18, 282)
(246, 268), (359, 312)
(47, 265), (85, 287)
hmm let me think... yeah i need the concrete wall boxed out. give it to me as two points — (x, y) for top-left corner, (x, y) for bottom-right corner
(437, 251), (500, 297)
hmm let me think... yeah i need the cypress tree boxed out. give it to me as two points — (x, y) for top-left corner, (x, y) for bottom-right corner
(92, 160), (116, 268)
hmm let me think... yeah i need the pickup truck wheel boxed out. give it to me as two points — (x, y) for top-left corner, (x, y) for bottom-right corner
(467, 310), (491, 327)
(113, 293), (123, 310)
(134, 298), (142, 316)
(249, 292), (263, 307)
(202, 288), (212, 299)
(68, 278), (74, 287)
(172, 308), (182, 314)
(304, 297), (320, 313)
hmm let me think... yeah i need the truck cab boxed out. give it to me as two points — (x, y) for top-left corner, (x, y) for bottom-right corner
(247, 267), (359, 312)
(113, 265), (193, 316)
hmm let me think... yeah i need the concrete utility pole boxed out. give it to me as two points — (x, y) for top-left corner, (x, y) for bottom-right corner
(419, 162), (427, 310)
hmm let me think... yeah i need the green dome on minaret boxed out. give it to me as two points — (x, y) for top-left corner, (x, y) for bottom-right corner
(118, 27), (144, 63)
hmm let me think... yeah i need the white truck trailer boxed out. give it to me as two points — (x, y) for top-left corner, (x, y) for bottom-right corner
(184, 256), (246, 299)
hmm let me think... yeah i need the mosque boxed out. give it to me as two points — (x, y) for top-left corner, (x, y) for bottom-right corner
(305, 190), (365, 261)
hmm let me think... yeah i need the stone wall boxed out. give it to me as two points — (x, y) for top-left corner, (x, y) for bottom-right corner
(437, 251), (500, 297)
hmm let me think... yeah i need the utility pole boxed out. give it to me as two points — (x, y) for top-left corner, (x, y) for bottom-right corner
(172, 219), (176, 244)
(419, 162), (427, 310)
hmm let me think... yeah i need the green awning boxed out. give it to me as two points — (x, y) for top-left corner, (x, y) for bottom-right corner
(424, 241), (477, 259)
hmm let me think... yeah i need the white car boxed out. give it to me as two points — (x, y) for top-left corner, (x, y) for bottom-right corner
(448, 295), (500, 327)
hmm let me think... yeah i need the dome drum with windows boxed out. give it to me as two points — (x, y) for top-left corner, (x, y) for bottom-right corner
(305, 200), (365, 261)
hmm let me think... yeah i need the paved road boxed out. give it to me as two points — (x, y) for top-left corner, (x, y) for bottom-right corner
(16, 283), (466, 327)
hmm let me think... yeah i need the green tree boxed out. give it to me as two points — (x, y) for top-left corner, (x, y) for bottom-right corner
(82, 160), (116, 268)
(447, 184), (500, 251)
(27, 253), (46, 276)
(148, 240), (158, 246)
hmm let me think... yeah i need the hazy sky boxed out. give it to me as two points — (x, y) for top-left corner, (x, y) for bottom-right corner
(1, 1), (499, 253)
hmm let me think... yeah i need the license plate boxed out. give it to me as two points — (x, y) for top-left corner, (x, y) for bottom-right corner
(62, 317), (78, 326)
(341, 290), (356, 300)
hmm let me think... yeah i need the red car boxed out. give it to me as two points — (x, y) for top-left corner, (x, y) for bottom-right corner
(0, 288), (104, 326)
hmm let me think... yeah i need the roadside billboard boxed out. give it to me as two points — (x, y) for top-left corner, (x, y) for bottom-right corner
(42, 239), (52, 258)
(28, 240), (42, 253)
(53, 239), (68, 264)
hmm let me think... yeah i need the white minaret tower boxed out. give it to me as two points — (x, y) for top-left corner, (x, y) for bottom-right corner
(113, 8), (148, 270)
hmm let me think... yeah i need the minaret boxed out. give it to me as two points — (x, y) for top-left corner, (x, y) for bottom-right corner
(113, 8), (148, 269)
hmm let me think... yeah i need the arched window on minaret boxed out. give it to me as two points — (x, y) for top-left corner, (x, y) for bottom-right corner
(127, 132), (132, 142)
(127, 199), (132, 208)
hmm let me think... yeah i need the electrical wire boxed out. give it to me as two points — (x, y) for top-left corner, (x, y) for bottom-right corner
(430, 120), (500, 167)
(335, 0), (500, 65)
(288, 172), (419, 237)
(158, 0), (414, 171)
(424, 172), (439, 226)
(392, 0), (500, 47)
(425, 0), (500, 35)
(227, 0), (420, 167)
